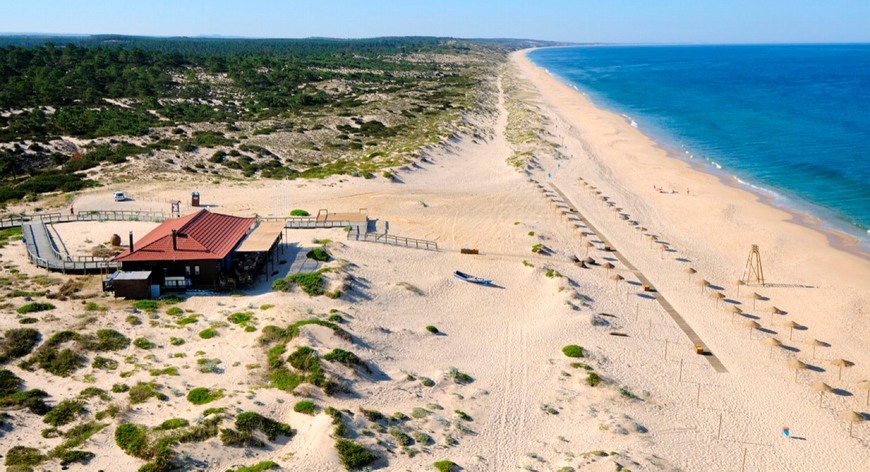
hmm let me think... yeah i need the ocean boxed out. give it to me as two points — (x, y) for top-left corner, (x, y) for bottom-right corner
(528, 44), (870, 247)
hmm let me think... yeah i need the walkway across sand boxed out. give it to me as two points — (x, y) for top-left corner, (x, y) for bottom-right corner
(548, 182), (729, 373)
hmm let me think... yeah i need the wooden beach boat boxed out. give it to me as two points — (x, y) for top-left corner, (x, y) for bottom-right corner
(454, 270), (492, 285)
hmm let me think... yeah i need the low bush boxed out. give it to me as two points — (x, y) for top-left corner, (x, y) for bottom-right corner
(43, 400), (84, 426)
(187, 387), (223, 405)
(155, 418), (189, 431)
(227, 461), (280, 472)
(425, 325), (439, 334)
(293, 400), (316, 415)
(618, 386), (637, 399)
(165, 307), (183, 316)
(322, 348), (362, 368)
(4, 445), (44, 467)
(235, 411), (294, 440)
(128, 382), (167, 404)
(27, 346), (87, 376)
(169, 337), (185, 346)
(448, 367), (473, 384)
(133, 300), (159, 311)
(586, 372), (601, 387)
(16, 302), (55, 314)
(434, 460), (460, 472)
(562, 345), (584, 358)
(81, 329), (130, 351)
(335, 439), (378, 470)
(133, 337), (156, 349)
(228, 312), (253, 324)
(290, 209), (309, 216)
(114, 422), (149, 458)
(126, 315), (142, 325)
(112, 383), (130, 393)
(0, 327), (40, 362)
(306, 247), (331, 262)
(272, 271), (326, 296)
(197, 358), (222, 373)
(57, 449), (94, 466)
(198, 328), (218, 339)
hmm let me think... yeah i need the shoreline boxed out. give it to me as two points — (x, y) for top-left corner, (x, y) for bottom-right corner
(524, 47), (870, 260)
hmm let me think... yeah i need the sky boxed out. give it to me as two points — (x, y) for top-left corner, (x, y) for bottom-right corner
(2, 0), (869, 44)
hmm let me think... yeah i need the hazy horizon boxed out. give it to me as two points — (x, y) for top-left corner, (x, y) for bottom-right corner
(2, 0), (869, 45)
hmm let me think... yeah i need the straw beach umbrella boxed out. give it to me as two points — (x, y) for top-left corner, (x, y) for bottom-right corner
(696, 279), (710, 294)
(735, 279), (746, 296)
(638, 227), (647, 240)
(805, 338), (825, 359)
(684, 267), (697, 280)
(728, 305), (743, 321)
(583, 240), (595, 256)
(710, 291), (726, 308)
(647, 235), (658, 249)
(761, 337), (782, 358)
(839, 410), (864, 438)
(788, 359), (808, 383)
(831, 358), (855, 381)
(602, 262), (615, 275)
(767, 306), (785, 323)
(783, 320), (801, 341)
(810, 381), (833, 407)
(660, 244), (669, 259)
(609, 273), (624, 289)
(857, 380), (870, 406)
(742, 319), (760, 339)
(750, 292), (764, 310)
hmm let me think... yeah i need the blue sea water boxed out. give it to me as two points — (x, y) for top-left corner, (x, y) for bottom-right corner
(528, 45), (870, 246)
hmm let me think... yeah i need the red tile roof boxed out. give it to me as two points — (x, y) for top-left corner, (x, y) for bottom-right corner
(113, 209), (256, 262)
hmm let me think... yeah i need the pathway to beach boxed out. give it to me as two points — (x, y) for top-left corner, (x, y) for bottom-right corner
(547, 182), (729, 373)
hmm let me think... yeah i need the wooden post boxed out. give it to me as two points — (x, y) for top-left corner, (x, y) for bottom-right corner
(740, 448), (747, 471)
(664, 339), (668, 360)
(717, 413), (722, 440)
(696, 383), (701, 407)
(679, 359), (684, 382)
(648, 319), (652, 338)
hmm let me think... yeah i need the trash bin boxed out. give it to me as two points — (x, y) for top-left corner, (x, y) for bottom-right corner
(191, 192), (200, 207)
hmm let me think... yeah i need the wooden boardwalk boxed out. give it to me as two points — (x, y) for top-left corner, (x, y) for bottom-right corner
(548, 183), (728, 374)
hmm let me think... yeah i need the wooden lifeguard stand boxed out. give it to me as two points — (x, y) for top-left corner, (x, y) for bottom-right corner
(741, 244), (765, 287)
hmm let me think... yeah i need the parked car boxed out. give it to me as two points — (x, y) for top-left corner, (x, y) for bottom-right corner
(113, 191), (127, 202)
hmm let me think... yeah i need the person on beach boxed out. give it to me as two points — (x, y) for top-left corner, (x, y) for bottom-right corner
(783, 426), (790, 438)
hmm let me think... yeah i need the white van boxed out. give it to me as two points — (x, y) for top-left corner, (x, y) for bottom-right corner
(113, 192), (127, 202)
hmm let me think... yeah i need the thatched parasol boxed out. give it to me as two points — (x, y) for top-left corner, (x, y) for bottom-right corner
(767, 305), (785, 323)
(609, 273), (624, 286)
(710, 291), (726, 308)
(810, 381), (833, 407)
(735, 279), (746, 296)
(787, 359), (808, 383)
(583, 240), (595, 256)
(839, 410), (864, 437)
(831, 358), (855, 381)
(582, 256), (595, 265)
(660, 244), (669, 259)
(647, 234), (658, 248)
(728, 304), (744, 321)
(761, 337), (782, 358)
(742, 319), (761, 339)
(750, 292), (764, 310)
(783, 320), (802, 341)
(805, 338), (825, 359)
(857, 380), (870, 406)
(602, 262), (615, 275)
(684, 267), (697, 279)
(696, 279), (710, 294)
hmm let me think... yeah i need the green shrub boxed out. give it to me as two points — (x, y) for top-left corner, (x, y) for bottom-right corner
(454, 410), (472, 421)
(165, 307), (183, 316)
(227, 461), (280, 472)
(43, 399), (84, 426)
(618, 386), (637, 399)
(0, 328), (40, 362)
(128, 337), (155, 350)
(16, 302), (55, 314)
(420, 377), (435, 387)
(433, 460), (459, 472)
(155, 418), (189, 431)
(149, 367), (179, 376)
(28, 346), (86, 376)
(235, 411), (294, 440)
(132, 300), (159, 311)
(586, 372), (601, 387)
(322, 348), (362, 368)
(306, 247), (331, 262)
(531, 243), (543, 253)
(228, 312), (253, 324)
(199, 328), (218, 339)
(425, 325), (439, 334)
(81, 329), (130, 351)
(0, 369), (23, 397)
(272, 271), (325, 296)
(528, 231), (535, 236)
(562, 345), (584, 358)
(126, 315), (142, 325)
(169, 337), (185, 346)
(293, 400), (316, 415)
(19, 317), (38, 324)
(335, 439), (378, 470)
(4, 445), (44, 466)
(448, 367), (473, 384)
(57, 449), (95, 466)
(197, 358), (222, 373)
(129, 382), (167, 404)
(290, 209), (310, 216)
(114, 423), (149, 458)
(545, 268), (562, 278)
(177, 314), (199, 325)
(203, 407), (225, 417)
(78, 387), (110, 401)
(187, 387), (223, 405)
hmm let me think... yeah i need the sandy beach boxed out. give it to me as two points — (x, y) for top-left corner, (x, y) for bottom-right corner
(1, 49), (867, 471)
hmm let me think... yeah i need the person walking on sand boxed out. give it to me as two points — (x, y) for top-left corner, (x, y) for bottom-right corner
(70, 206), (74, 215)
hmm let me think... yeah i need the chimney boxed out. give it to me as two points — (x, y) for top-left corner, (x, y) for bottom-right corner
(172, 230), (178, 251)
(129, 231), (134, 253)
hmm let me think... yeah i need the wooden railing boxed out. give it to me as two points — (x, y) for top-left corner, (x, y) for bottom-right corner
(350, 230), (438, 251)
(0, 210), (166, 228)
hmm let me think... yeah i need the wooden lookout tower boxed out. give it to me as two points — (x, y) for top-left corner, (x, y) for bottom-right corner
(741, 244), (765, 287)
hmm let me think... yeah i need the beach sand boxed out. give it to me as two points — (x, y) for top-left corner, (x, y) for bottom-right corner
(0, 49), (866, 471)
